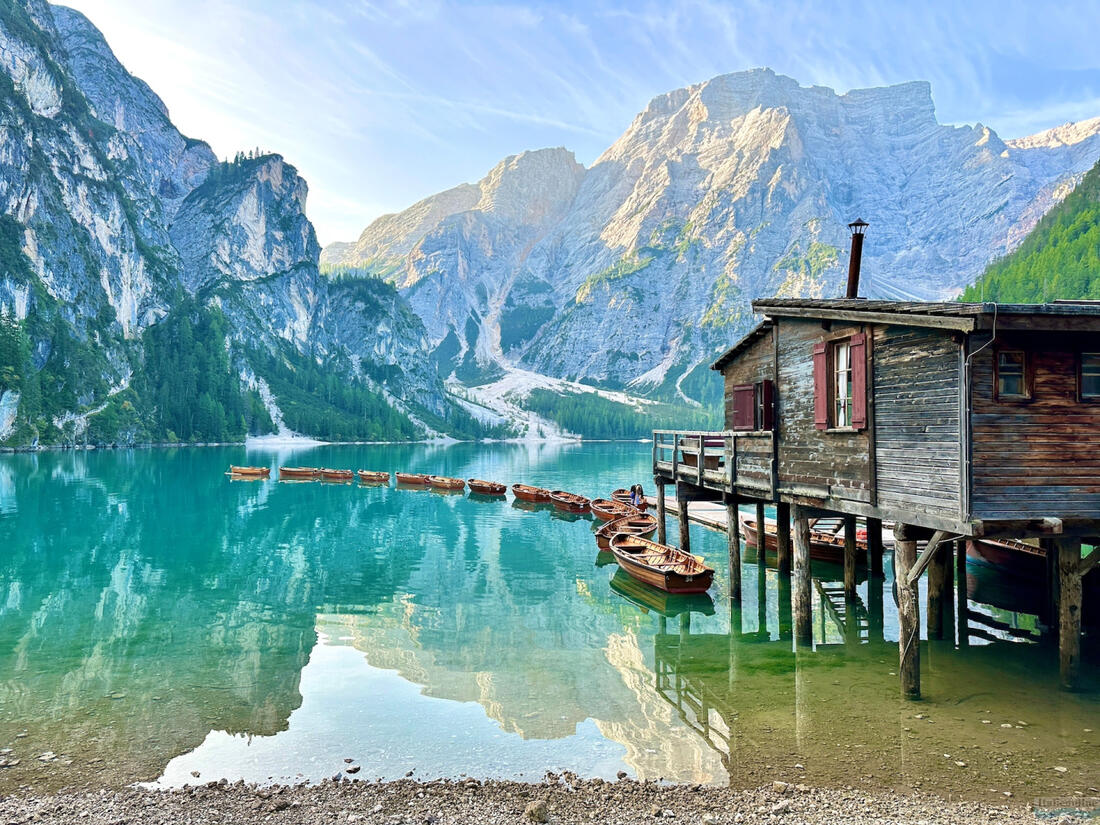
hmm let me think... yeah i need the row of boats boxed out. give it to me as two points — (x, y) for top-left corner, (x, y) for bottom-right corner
(227, 465), (716, 596)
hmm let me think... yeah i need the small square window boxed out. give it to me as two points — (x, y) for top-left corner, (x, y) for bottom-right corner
(1081, 353), (1100, 400)
(995, 351), (1029, 400)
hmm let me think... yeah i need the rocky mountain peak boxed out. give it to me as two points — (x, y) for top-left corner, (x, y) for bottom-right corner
(475, 147), (585, 226)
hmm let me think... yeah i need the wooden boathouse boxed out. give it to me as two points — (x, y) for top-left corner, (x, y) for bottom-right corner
(652, 298), (1099, 696)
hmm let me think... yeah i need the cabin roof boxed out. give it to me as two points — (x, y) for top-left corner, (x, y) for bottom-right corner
(750, 298), (1100, 332)
(711, 320), (772, 371)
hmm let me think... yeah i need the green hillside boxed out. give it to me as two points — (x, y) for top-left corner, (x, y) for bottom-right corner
(961, 159), (1100, 302)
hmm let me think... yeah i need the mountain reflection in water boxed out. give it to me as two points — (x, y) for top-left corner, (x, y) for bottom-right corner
(0, 444), (1095, 800)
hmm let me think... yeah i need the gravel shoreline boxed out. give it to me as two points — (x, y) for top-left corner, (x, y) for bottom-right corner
(0, 775), (1086, 825)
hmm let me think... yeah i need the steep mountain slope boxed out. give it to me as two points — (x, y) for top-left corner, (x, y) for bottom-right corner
(0, 0), (474, 446)
(326, 69), (1100, 401)
(962, 157), (1100, 301)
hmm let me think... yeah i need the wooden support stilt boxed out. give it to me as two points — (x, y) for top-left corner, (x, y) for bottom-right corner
(942, 541), (954, 643)
(867, 518), (883, 578)
(656, 481), (667, 546)
(776, 502), (792, 576)
(756, 552), (767, 638)
(893, 524), (921, 700)
(955, 539), (969, 648)
(926, 541), (947, 640)
(843, 514), (858, 599)
(867, 572), (884, 643)
(1057, 537), (1083, 690)
(726, 493), (741, 601)
(1041, 538), (1057, 641)
(676, 484), (691, 556)
(755, 501), (766, 560)
(792, 505), (813, 647)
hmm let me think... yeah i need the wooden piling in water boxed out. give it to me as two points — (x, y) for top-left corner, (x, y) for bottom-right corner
(676, 484), (691, 556)
(655, 480), (667, 545)
(776, 502), (791, 576)
(843, 514), (857, 599)
(1057, 537), (1083, 690)
(955, 539), (969, 648)
(867, 518), (884, 579)
(726, 493), (741, 601)
(792, 505), (812, 646)
(893, 524), (920, 700)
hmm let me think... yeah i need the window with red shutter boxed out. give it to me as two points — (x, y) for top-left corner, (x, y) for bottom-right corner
(850, 333), (867, 429)
(759, 379), (774, 430)
(732, 384), (756, 430)
(812, 342), (828, 429)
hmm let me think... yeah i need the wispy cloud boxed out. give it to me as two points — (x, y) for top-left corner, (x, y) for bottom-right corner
(60, 0), (1100, 245)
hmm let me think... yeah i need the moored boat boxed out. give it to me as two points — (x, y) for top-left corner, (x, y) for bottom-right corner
(511, 484), (552, 503)
(611, 487), (647, 511)
(395, 472), (431, 485)
(428, 475), (465, 491)
(468, 479), (506, 496)
(318, 468), (354, 482)
(279, 466), (318, 480)
(595, 513), (659, 549)
(966, 537), (1046, 579)
(229, 465), (270, 477)
(591, 498), (639, 521)
(357, 470), (390, 485)
(740, 513), (868, 567)
(609, 534), (715, 594)
(550, 490), (590, 513)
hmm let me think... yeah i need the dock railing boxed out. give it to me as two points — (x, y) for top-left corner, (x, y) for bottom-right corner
(652, 429), (775, 499)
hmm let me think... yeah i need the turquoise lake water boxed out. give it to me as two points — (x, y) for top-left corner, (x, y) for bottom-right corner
(0, 443), (1095, 800)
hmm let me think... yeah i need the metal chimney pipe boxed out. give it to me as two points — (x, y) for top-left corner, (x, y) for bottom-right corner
(846, 218), (868, 299)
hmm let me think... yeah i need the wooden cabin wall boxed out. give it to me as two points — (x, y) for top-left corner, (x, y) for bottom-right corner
(970, 334), (1100, 519)
(775, 319), (871, 503)
(872, 326), (963, 520)
(721, 333), (774, 430)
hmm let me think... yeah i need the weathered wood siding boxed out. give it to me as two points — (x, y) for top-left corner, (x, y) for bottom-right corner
(775, 319), (871, 503)
(721, 332), (774, 430)
(970, 333), (1100, 519)
(873, 326), (962, 519)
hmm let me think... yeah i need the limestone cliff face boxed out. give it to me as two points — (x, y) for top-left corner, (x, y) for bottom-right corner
(326, 69), (1100, 397)
(0, 0), (452, 442)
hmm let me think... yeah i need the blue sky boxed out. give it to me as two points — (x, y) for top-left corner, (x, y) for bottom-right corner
(61, 0), (1100, 246)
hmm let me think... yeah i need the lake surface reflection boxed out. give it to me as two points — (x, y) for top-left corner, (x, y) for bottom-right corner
(0, 443), (1095, 800)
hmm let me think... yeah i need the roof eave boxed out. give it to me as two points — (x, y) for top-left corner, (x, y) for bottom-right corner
(751, 303), (977, 332)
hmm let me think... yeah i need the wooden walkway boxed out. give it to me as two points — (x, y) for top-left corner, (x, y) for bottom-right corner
(662, 498), (741, 532)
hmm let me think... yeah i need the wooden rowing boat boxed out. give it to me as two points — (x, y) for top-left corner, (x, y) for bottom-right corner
(395, 472), (431, 485)
(229, 465), (270, 477)
(591, 498), (639, 522)
(740, 513), (868, 567)
(428, 475), (465, 491)
(609, 534), (714, 594)
(279, 466), (318, 480)
(609, 569), (716, 618)
(468, 479), (506, 496)
(595, 514), (659, 549)
(550, 490), (590, 513)
(357, 470), (390, 484)
(318, 468), (354, 482)
(511, 484), (551, 503)
(966, 537), (1046, 579)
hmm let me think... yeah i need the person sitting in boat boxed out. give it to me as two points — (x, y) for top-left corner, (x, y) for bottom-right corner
(630, 484), (645, 509)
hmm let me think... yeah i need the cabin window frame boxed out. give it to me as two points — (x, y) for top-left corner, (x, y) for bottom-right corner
(993, 348), (1032, 401)
(730, 379), (774, 431)
(831, 338), (854, 429)
(1079, 352), (1100, 402)
(813, 331), (867, 432)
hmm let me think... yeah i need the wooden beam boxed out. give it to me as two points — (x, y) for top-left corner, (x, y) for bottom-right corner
(776, 502), (792, 576)
(656, 481), (667, 546)
(792, 505), (813, 646)
(727, 494), (741, 602)
(843, 515), (858, 599)
(926, 542), (950, 641)
(956, 539), (969, 648)
(894, 527), (921, 700)
(755, 501), (766, 560)
(1058, 538), (1083, 690)
(867, 518), (883, 578)
(905, 530), (952, 587)
(676, 483), (691, 556)
(753, 305), (976, 332)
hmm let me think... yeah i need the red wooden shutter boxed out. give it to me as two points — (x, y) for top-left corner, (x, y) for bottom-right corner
(850, 333), (867, 429)
(760, 379), (775, 430)
(812, 342), (828, 430)
(732, 384), (756, 430)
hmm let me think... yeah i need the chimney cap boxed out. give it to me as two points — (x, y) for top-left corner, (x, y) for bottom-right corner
(848, 218), (869, 235)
